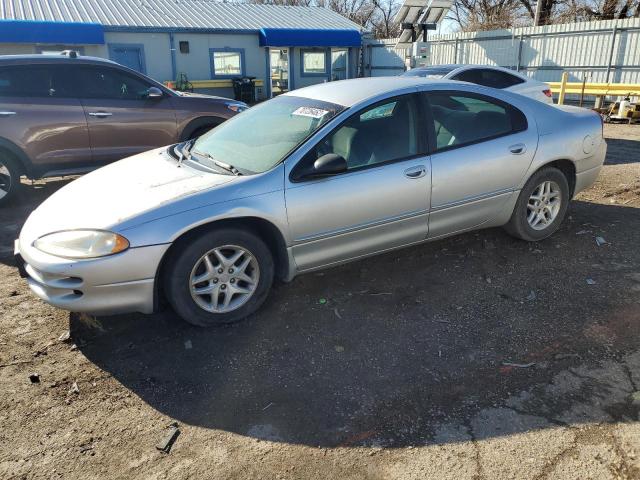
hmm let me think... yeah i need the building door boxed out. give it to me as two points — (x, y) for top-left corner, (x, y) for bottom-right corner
(269, 48), (289, 96)
(331, 49), (348, 81)
(109, 44), (146, 73)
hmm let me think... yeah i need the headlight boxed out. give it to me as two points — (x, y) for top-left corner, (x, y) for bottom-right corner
(225, 102), (249, 113)
(33, 230), (130, 259)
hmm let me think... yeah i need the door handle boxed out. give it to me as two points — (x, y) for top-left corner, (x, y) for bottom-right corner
(88, 112), (113, 118)
(0, 111), (16, 116)
(509, 143), (526, 155)
(404, 165), (427, 179)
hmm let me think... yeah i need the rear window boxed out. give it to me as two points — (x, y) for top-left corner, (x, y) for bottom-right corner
(402, 66), (457, 78)
(453, 68), (525, 89)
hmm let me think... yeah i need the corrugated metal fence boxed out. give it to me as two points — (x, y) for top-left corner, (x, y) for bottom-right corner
(364, 18), (640, 85)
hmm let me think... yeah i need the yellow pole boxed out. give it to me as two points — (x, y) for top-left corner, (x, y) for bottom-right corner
(558, 71), (568, 105)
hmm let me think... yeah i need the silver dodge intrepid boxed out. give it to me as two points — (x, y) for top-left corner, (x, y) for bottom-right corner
(15, 77), (606, 326)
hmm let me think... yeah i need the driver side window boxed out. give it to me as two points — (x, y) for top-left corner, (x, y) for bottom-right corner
(76, 66), (152, 100)
(312, 94), (419, 170)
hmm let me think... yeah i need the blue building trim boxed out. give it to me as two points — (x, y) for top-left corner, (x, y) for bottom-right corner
(209, 47), (246, 79)
(0, 20), (104, 44)
(300, 48), (329, 78)
(107, 43), (147, 74)
(169, 33), (177, 81)
(259, 28), (361, 47)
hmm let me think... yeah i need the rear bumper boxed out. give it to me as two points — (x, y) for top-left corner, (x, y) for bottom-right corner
(15, 239), (170, 315)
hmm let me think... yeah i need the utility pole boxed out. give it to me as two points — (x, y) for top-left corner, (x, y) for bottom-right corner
(534, 0), (544, 26)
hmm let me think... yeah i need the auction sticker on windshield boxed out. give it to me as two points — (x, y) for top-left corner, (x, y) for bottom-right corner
(292, 107), (329, 119)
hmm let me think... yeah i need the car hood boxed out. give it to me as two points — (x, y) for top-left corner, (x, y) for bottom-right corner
(175, 91), (228, 101)
(20, 148), (237, 243)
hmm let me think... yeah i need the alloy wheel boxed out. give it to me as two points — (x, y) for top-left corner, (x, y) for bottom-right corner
(189, 245), (260, 313)
(0, 160), (11, 201)
(527, 180), (562, 230)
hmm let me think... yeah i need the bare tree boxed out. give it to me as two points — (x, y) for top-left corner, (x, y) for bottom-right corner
(448, 0), (529, 30)
(370, 0), (402, 38)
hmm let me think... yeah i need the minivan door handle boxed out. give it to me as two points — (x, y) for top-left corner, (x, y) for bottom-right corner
(88, 112), (113, 118)
(0, 111), (17, 116)
(509, 143), (526, 155)
(404, 165), (427, 179)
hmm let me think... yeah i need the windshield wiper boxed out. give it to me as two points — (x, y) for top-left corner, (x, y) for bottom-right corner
(177, 139), (196, 167)
(193, 150), (243, 176)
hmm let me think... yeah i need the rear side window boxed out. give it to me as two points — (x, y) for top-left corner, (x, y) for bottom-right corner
(75, 66), (153, 100)
(427, 92), (526, 151)
(0, 65), (71, 98)
(453, 68), (524, 89)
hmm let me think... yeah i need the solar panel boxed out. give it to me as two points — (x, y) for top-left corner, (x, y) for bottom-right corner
(394, 0), (452, 49)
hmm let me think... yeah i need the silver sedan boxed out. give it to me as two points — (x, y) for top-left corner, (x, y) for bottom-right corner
(15, 77), (606, 326)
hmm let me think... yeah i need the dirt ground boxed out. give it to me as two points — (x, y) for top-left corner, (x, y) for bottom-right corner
(1, 124), (639, 480)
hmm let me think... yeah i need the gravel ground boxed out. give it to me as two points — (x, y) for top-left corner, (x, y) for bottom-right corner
(0, 124), (639, 480)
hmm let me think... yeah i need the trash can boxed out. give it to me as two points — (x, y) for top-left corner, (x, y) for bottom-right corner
(232, 76), (256, 104)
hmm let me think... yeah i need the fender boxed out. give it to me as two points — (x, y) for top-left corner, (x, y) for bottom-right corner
(179, 116), (226, 141)
(0, 137), (35, 178)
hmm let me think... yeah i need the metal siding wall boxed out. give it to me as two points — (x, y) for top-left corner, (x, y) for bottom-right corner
(366, 18), (640, 85)
(104, 31), (172, 81)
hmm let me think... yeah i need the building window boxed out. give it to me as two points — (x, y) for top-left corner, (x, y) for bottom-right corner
(301, 49), (326, 76)
(210, 48), (244, 78)
(179, 41), (189, 54)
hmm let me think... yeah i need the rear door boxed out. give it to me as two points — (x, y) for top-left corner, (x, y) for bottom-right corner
(425, 90), (537, 238)
(0, 64), (91, 175)
(74, 65), (178, 165)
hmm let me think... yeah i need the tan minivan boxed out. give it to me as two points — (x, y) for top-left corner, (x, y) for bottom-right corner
(0, 52), (246, 205)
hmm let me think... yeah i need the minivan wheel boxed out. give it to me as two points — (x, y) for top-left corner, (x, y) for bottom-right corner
(0, 155), (22, 207)
(164, 228), (274, 326)
(504, 167), (570, 241)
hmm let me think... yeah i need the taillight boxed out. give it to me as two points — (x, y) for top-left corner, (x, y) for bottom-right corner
(543, 89), (552, 98)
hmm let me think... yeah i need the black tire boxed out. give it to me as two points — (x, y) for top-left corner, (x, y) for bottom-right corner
(0, 153), (22, 207)
(163, 227), (274, 327)
(504, 167), (570, 242)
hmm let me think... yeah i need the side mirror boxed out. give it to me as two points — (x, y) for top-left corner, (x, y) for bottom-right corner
(310, 153), (347, 177)
(146, 87), (163, 98)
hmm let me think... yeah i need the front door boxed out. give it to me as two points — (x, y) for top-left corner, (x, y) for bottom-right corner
(286, 93), (431, 272)
(270, 48), (289, 97)
(331, 49), (348, 81)
(74, 65), (178, 165)
(109, 44), (145, 73)
(425, 91), (538, 238)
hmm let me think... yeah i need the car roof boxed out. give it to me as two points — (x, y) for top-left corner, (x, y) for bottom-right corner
(0, 54), (117, 66)
(284, 77), (463, 107)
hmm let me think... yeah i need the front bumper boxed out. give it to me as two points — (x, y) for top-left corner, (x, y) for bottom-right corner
(15, 239), (170, 315)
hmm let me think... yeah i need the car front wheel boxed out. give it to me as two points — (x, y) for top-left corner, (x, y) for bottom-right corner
(504, 167), (570, 241)
(0, 154), (22, 207)
(164, 228), (274, 326)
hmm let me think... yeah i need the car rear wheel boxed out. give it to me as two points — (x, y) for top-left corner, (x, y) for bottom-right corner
(164, 228), (274, 326)
(504, 167), (570, 241)
(0, 154), (22, 207)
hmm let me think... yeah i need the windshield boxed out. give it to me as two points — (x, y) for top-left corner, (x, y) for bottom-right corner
(191, 95), (345, 174)
(402, 66), (457, 78)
